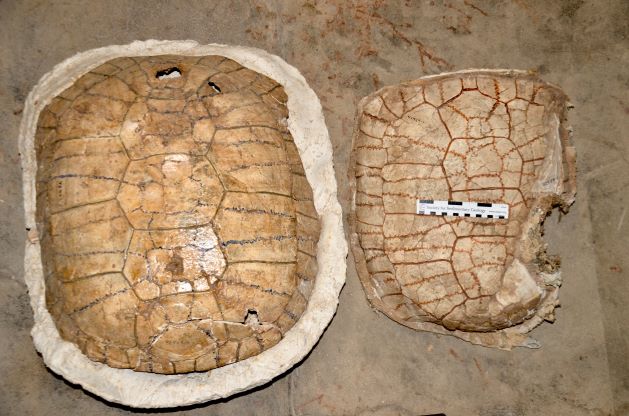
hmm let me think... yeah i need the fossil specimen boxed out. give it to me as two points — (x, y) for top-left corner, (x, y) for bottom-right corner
(21, 41), (344, 407)
(34, 55), (320, 374)
(350, 70), (576, 348)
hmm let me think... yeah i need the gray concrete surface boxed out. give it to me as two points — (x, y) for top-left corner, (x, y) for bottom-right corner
(0, 1), (627, 415)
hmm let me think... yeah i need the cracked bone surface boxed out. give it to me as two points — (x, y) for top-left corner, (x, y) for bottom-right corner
(35, 55), (319, 373)
(350, 70), (576, 349)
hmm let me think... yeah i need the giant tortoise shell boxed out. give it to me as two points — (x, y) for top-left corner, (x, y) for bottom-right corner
(35, 55), (319, 373)
(350, 70), (576, 348)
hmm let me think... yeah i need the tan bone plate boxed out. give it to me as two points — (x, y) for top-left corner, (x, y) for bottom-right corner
(19, 40), (346, 408)
(349, 69), (576, 349)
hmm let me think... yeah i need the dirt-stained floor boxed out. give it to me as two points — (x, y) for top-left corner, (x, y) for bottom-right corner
(1, 1), (627, 415)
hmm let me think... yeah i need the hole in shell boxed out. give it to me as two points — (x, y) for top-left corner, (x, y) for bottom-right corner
(244, 309), (259, 326)
(208, 80), (221, 93)
(155, 67), (181, 79)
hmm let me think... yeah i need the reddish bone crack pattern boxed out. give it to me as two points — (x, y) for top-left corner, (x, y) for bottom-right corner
(35, 55), (320, 374)
(350, 71), (576, 346)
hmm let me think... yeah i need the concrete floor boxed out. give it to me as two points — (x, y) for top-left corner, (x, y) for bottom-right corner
(1, 1), (627, 415)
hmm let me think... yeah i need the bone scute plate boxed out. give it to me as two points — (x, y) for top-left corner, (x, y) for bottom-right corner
(21, 41), (345, 407)
(35, 55), (319, 374)
(350, 69), (576, 349)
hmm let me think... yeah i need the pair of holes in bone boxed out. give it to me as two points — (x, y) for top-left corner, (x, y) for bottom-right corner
(154, 67), (222, 93)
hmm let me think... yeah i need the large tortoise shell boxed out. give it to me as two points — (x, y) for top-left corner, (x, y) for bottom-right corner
(35, 55), (319, 373)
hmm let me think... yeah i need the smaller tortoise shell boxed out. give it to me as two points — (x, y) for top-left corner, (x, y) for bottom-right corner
(35, 55), (319, 373)
(350, 71), (576, 348)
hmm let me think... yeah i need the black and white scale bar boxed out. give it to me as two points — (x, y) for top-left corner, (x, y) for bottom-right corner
(416, 199), (509, 219)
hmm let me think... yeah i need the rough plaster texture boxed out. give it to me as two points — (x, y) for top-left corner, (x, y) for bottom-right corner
(350, 70), (576, 349)
(19, 41), (345, 407)
(1, 1), (627, 415)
